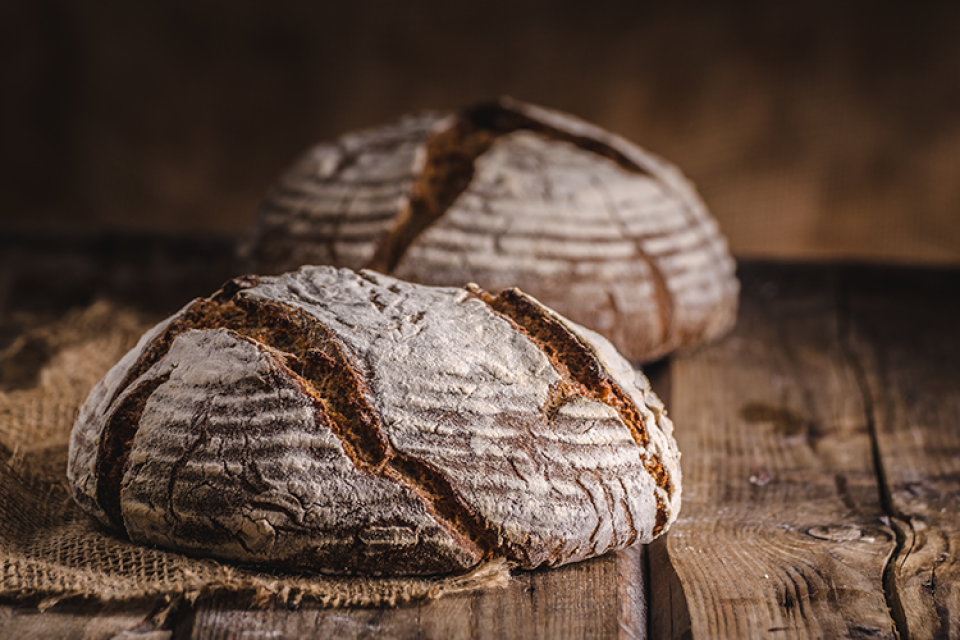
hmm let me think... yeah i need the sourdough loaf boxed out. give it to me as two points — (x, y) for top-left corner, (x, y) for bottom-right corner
(238, 97), (739, 363)
(67, 266), (681, 576)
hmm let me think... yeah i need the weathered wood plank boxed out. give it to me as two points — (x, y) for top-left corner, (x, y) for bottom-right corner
(651, 265), (899, 638)
(176, 599), (423, 640)
(178, 548), (643, 640)
(616, 545), (648, 640)
(843, 267), (960, 639)
(0, 600), (169, 640)
(417, 552), (622, 640)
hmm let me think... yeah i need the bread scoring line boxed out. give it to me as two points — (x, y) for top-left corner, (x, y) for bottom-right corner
(464, 284), (672, 535)
(93, 277), (500, 561)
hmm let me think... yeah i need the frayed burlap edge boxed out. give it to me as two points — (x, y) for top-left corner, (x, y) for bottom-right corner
(0, 302), (512, 609)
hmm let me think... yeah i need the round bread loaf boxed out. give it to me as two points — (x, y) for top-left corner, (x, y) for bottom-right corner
(238, 96), (739, 363)
(67, 266), (681, 576)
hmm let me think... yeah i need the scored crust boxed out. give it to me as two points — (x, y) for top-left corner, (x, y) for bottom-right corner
(67, 266), (681, 575)
(238, 96), (739, 363)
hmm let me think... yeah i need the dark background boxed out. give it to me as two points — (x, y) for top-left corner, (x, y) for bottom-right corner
(3, 0), (959, 264)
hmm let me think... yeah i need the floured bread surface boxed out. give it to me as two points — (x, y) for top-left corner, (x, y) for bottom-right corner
(239, 96), (739, 363)
(67, 266), (681, 576)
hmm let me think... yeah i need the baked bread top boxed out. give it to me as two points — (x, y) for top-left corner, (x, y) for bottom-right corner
(238, 97), (739, 363)
(67, 266), (681, 576)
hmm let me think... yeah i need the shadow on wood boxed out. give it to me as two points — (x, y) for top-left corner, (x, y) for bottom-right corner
(647, 536), (692, 640)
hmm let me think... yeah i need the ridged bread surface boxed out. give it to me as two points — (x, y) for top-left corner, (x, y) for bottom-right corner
(239, 97), (738, 363)
(67, 266), (681, 575)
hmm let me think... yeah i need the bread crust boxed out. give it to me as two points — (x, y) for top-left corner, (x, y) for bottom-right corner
(239, 97), (739, 363)
(67, 266), (681, 575)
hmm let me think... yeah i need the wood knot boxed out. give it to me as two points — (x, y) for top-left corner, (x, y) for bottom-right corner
(805, 524), (863, 542)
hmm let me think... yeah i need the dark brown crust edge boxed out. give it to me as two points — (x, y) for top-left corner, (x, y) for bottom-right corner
(97, 374), (169, 531)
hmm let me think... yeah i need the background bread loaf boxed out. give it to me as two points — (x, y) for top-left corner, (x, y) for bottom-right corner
(238, 97), (740, 363)
(67, 266), (681, 576)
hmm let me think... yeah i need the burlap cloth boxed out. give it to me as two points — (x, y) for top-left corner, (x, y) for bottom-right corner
(0, 302), (511, 608)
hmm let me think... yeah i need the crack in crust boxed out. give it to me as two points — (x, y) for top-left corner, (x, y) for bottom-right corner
(97, 374), (170, 531)
(464, 100), (654, 177)
(366, 120), (497, 274)
(96, 276), (497, 560)
(363, 100), (654, 279)
(465, 284), (673, 536)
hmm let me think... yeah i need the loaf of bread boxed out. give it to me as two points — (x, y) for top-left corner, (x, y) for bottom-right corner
(238, 97), (739, 363)
(67, 266), (681, 576)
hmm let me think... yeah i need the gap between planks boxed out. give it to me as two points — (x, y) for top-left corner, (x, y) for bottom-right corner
(840, 266), (960, 639)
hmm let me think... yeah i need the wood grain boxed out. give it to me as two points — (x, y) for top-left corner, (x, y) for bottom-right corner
(177, 547), (643, 640)
(652, 265), (899, 638)
(0, 600), (169, 640)
(842, 268), (960, 639)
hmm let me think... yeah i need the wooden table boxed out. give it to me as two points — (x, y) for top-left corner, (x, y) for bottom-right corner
(1, 232), (958, 639)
